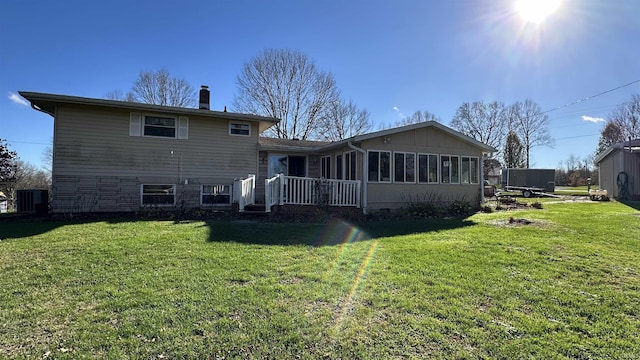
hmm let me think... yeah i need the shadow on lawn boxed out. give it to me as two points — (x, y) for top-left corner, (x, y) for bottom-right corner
(204, 217), (477, 247)
(0, 214), (476, 246)
(0, 214), (148, 240)
(620, 200), (640, 211)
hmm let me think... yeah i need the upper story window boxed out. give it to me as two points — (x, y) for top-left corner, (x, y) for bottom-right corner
(129, 112), (188, 139)
(229, 122), (250, 136)
(144, 115), (176, 137)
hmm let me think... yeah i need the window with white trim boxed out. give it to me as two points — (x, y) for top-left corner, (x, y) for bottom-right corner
(368, 150), (391, 182)
(440, 155), (460, 184)
(461, 157), (479, 184)
(344, 151), (357, 180)
(321, 156), (331, 179)
(129, 113), (188, 139)
(141, 184), (175, 206)
(201, 185), (232, 205)
(144, 115), (176, 138)
(229, 122), (250, 136)
(394, 152), (415, 183)
(418, 153), (439, 183)
(336, 154), (343, 180)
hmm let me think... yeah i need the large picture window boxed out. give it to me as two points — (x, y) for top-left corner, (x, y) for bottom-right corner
(201, 185), (232, 205)
(144, 116), (176, 138)
(418, 153), (439, 183)
(141, 184), (175, 205)
(461, 157), (479, 184)
(368, 151), (391, 182)
(394, 152), (415, 183)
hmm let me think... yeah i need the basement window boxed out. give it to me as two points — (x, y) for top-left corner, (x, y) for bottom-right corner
(141, 184), (175, 206)
(201, 185), (232, 205)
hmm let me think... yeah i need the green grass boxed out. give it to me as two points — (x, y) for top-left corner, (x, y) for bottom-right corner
(1, 202), (639, 359)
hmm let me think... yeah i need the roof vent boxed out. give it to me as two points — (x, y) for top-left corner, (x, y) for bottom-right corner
(199, 85), (210, 110)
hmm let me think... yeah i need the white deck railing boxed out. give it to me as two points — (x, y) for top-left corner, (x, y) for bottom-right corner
(234, 174), (255, 212)
(264, 174), (360, 212)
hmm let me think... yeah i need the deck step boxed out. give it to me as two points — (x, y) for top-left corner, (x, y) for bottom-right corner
(242, 204), (267, 213)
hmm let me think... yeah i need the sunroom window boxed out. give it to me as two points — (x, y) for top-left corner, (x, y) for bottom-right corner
(394, 152), (415, 183)
(418, 153), (439, 183)
(440, 155), (460, 184)
(368, 150), (391, 182)
(461, 157), (479, 184)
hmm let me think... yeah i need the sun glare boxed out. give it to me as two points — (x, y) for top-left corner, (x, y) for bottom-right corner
(516, 0), (561, 24)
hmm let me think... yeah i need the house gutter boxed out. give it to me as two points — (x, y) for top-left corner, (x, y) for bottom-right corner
(347, 141), (368, 215)
(480, 154), (487, 204)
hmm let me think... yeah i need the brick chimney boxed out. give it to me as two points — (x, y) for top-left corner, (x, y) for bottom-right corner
(199, 85), (210, 110)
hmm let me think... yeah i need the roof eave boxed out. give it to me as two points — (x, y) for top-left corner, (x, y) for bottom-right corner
(19, 91), (281, 127)
(317, 121), (497, 153)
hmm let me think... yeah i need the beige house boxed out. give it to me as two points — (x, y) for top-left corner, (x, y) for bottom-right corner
(20, 90), (496, 214)
(595, 139), (640, 200)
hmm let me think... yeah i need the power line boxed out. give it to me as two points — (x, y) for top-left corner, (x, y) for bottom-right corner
(554, 133), (599, 141)
(541, 79), (640, 115)
(3, 140), (51, 146)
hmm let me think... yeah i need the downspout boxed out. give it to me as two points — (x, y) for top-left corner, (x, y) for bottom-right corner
(348, 141), (367, 214)
(480, 153), (487, 205)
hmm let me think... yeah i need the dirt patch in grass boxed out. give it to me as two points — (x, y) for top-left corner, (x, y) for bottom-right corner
(487, 217), (553, 228)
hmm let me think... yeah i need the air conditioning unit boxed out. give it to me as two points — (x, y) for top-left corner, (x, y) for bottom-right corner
(17, 189), (49, 214)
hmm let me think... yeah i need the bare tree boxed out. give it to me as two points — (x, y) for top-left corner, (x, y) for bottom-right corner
(396, 110), (439, 126)
(233, 48), (340, 140)
(41, 139), (53, 182)
(319, 99), (372, 141)
(450, 101), (508, 156)
(105, 69), (196, 107)
(509, 99), (553, 168)
(104, 89), (136, 102)
(600, 94), (640, 149)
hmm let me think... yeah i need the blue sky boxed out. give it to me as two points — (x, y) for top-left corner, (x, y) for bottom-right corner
(2, 0), (639, 170)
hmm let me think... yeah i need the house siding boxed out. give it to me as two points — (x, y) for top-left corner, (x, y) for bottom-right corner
(51, 104), (259, 212)
(359, 126), (484, 211)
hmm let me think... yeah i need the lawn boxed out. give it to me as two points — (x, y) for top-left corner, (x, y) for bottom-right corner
(1, 201), (639, 359)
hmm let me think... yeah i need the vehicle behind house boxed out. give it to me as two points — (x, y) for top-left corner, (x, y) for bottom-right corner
(502, 168), (556, 197)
